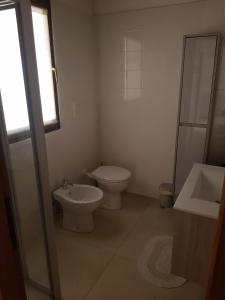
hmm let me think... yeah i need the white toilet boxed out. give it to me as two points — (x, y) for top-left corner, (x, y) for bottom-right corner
(91, 166), (131, 210)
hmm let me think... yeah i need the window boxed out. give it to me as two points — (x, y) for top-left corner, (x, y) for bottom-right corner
(0, 0), (60, 143)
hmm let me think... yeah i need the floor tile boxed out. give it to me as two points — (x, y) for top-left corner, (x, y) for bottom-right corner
(26, 285), (51, 300)
(85, 256), (203, 300)
(55, 193), (150, 252)
(117, 199), (175, 260)
(56, 233), (114, 300)
(26, 237), (50, 288)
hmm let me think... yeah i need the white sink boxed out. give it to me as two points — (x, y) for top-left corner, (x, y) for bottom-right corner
(174, 163), (225, 219)
(172, 163), (224, 285)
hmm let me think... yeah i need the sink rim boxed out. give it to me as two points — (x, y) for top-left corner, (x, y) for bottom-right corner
(174, 163), (223, 219)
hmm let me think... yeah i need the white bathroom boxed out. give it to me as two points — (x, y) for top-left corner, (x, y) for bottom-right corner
(0, 0), (225, 300)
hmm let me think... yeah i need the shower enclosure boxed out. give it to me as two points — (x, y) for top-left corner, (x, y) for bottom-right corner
(174, 33), (221, 197)
(0, 0), (61, 299)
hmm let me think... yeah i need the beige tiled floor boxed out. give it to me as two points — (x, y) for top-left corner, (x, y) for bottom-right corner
(26, 285), (51, 300)
(26, 237), (50, 288)
(54, 193), (204, 300)
(85, 256), (202, 300)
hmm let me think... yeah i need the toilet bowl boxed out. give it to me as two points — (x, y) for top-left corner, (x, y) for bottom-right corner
(91, 166), (131, 210)
(53, 184), (103, 232)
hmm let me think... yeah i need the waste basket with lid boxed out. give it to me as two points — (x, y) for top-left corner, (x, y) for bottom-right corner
(159, 183), (173, 208)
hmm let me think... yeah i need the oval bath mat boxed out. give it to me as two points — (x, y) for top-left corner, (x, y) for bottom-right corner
(138, 235), (187, 288)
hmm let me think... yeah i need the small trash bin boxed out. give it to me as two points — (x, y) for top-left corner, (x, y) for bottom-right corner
(159, 183), (173, 208)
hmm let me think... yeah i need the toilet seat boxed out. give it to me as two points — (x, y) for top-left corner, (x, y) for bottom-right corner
(92, 166), (131, 183)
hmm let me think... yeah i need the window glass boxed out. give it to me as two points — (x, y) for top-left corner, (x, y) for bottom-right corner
(0, 8), (29, 134)
(0, 5), (58, 139)
(32, 6), (57, 125)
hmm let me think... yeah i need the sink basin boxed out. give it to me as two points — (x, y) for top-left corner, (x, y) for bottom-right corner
(174, 163), (225, 219)
(192, 167), (223, 203)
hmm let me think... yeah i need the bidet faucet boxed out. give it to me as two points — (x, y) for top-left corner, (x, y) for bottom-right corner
(62, 178), (73, 189)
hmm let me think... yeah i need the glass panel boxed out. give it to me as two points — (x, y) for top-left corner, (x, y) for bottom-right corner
(175, 126), (207, 195)
(0, 7), (50, 289)
(0, 6), (57, 136)
(180, 36), (217, 125)
(0, 8), (29, 134)
(32, 6), (57, 125)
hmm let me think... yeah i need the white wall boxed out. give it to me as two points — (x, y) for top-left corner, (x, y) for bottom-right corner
(10, 0), (99, 245)
(96, 0), (225, 198)
(47, 0), (100, 188)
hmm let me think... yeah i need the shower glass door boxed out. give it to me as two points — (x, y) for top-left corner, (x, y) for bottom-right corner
(174, 34), (220, 196)
(0, 0), (61, 299)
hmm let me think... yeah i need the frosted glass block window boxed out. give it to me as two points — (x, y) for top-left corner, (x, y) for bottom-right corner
(124, 32), (143, 101)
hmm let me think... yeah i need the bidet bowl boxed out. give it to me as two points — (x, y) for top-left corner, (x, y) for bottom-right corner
(53, 184), (103, 232)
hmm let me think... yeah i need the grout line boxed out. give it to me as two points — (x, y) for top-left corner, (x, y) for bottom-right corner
(82, 200), (152, 300)
(82, 248), (116, 300)
(114, 206), (149, 254)
(93, 0), (206, 16)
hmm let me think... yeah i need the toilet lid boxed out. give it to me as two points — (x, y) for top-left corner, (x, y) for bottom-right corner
(92, 166), (131, 183)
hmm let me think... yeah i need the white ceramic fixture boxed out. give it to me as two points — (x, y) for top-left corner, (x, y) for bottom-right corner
(174, 163), (225, 219)
(91, 166), (131, 210)
(53, 184), (103, 232)
(172, 163), (224, 284)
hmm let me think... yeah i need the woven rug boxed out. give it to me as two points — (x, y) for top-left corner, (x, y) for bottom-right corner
(138, 235), (187, 288)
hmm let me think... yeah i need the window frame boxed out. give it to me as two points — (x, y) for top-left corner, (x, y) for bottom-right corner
(8, 0), (60, 144)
